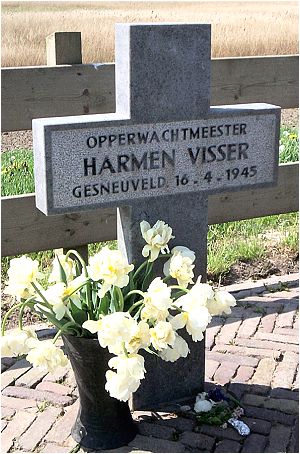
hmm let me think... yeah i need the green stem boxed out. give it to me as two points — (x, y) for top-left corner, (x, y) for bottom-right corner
(170, 285), (189, 293)
(171, 304), (185, 313)
(122, 342), (129, 358)
(133, 303), (145, 320)
(162, 275), (172, 283)
(52, 329), (62, 344)
(133, 260), (149, 279)
(128, 299), (144, 314)
(115, 287), (124, 311)
(2, 302), (23, 335)
(31, 283), (53, 310)
(65, 249), (88, 278)
(124, 290), (145, 301)
(18, 297), (36, 330)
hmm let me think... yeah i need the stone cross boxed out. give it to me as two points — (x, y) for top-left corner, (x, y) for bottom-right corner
(33, 23), (280, 410)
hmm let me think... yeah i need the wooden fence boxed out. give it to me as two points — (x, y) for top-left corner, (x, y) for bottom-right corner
(1, 32), (299, 258)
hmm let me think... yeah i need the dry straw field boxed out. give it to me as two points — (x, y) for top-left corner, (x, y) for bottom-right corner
(1, 1), (298, 67)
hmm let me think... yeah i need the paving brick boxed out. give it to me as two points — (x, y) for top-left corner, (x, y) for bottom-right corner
(200, 424), (243, 441)
(255, 331), (298, 344)
(232, 366), (254, 383)
(237, 317), (261, 338)
(128, 433), (185, 452)
(1, 395), (37, 410)
(241, 417), (271, 435)
(36, 381), (73, 395)
(207, 351), (258, 367)
(1, 358), (32, 390)
(234, 337), (298, 352)
(215, 439), (241, 452)
(270, 388), (299, 401)
(40, 443), (71, 453)
(241, 433), (267, 452)
(288, 417), (299, 453)
(215, 344), (281, 359)
(156, 416), (196, 432)
(243, 394), (298, 414)
(215, 318), (242, 345)
(43, 365), (69, 383)
(1, 407), (16, 419)
(205, 359), (220, 380)
(45, 401), (79, 442)
(250, 358), (277, 386)
(2, 385), (76, 406)
(214, 362), (238, 385)
(258, 313), (276, 333)
(265, 424), (292, 452)
(1, 410), (36, 453)
(138, 421), (177, 440)
(227, 383), (248, 400)
(14, 367), (48, 388)
(272, 352), (299, 389)
(206, 323), (222, 349)
(180, 431), (215, 450)
(276, 308), (297, 328)
(245, 405), (295, 425)
(18, 406), (62, 451)
(273, 327), (299, 336)
(2, 420), (8, 432)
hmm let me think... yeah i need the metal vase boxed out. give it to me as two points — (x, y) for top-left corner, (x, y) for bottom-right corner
(62, 335), (137, 451)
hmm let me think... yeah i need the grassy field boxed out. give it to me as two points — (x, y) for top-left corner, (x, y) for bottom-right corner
(2, 126), (298, 281)
(1, 1), (298, 67)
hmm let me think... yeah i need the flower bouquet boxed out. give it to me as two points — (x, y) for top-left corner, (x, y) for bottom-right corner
(2, 220), (236, 449)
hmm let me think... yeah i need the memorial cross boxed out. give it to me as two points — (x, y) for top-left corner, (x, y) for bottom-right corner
(33, 23), (280, 409)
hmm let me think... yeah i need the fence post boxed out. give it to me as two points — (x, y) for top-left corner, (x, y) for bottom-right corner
(46, 32), (88, 264)
(46, 32), (82, 65)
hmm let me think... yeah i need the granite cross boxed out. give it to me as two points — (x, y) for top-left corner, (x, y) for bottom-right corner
(33, 23), (280, 409)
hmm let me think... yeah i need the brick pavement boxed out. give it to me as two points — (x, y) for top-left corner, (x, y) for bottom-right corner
(1, 273), (298, 453)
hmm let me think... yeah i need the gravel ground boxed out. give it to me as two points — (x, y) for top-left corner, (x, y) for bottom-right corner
(1, 109), (298, 152)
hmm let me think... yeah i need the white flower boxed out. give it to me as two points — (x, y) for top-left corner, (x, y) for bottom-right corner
(87, 247), (134, 297)
(159, 333), (189, 362)
(26, 340), (68, 373)
(49, 254), (76, 283)
(163, 246), (195, 287)
(5, 256), (41, 300)
(206, 290), (236, 316)
(140, 220), (174, 262)
(41, 275), (86, 320)
(105, 370), (140, 402)
(194, 399), (213, 413)
(170, 305), (211, 342)
(108, 353), (145, 380)
(279, 144), (285, 153)
(188, 278), (215, 307)
(97, 312), (138, 355)
(127, 321), (151, 354)
(1, 328), (37, 357)
(105, 353), (146, 401)
(82, 319), (103, 333)
(149, 321), (176, 351)
(141, 277), (172, 321)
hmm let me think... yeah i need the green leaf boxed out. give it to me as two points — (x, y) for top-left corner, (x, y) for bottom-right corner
(56, 256), (67, 284)
(98, 295), (110, 316)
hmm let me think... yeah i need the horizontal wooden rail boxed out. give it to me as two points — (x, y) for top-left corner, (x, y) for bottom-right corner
(1, 163), (298, 257)
(2, 55), (298, 132)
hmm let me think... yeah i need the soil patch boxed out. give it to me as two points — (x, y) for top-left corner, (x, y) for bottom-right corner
(210, 246), (299, 286)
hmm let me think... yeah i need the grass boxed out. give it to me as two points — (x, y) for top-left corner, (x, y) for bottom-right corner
(1, 1), (298, 67)
(1, 127), (298, 283)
